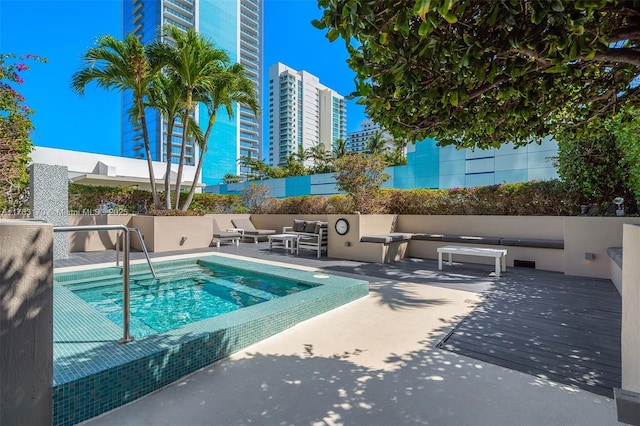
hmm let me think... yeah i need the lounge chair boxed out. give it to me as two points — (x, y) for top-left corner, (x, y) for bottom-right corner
(231, 218), (276, 243)
(212, 218), (242, 247)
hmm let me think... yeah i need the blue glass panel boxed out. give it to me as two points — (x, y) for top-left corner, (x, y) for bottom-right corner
(439, 174), (465, 189)
(495, 153), (528, 171)
(495, 169), (528, 184)
(465, 173), (495, 187)
(465, 157), (495, 174)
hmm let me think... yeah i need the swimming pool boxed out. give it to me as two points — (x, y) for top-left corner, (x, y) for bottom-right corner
(67, 262), (318, 337)
(52, 255), (369, 426)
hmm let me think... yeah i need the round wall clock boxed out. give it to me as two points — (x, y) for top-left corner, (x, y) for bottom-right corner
(335, 218), (350, 235)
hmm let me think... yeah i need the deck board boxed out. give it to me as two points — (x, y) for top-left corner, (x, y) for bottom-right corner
(438, 267), (621, 397)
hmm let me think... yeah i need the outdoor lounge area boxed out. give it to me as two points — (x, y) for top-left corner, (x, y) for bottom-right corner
(2, 213), (639, 425)
(49, 240), (623, 425)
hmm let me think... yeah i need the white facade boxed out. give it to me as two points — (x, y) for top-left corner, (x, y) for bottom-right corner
(267, 62), (346, 167)
(347, 119), (394, 153)
(31, 146), (201, 192)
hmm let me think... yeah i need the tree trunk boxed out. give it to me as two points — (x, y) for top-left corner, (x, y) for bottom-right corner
(173, 97), (191, 210)
(138, 100), (160, 209)
(163, 116), (175, 210)
(181, 112), (216, 211)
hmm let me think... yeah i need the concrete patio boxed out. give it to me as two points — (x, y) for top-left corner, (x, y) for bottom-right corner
(55, 243), (622, 426)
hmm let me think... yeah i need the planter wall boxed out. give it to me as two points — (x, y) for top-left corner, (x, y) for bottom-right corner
(130, 215), (214, 252)
(67, 214), (132, 252)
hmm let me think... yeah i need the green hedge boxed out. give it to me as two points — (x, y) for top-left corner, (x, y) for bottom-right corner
(69, 183), (242, 214)
(68, 180), (635, 216)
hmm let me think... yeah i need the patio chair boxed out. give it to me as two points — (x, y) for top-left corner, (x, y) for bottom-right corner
(231, 218), (276, 243)
(211, 218), (242, 247)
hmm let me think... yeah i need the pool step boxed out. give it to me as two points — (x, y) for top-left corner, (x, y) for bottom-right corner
(57, 264), (204, 291)
(207, 276), (278, 301)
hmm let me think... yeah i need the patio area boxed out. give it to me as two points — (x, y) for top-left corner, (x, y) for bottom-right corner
(54, 243), (621, 426)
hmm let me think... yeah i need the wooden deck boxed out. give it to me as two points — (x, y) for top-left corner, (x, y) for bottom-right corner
(437, 267), (621, 397)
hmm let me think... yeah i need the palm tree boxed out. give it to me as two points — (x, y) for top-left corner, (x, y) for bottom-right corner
(333, 138), (349, 159)
(147, 72), (185, 209)
(181, 63), (259, 210)
(71, 34), (162, 208)
(308, 143), (332, 174)
(386, 137), (408, 166)
(149, 25), (229, 209)
(366, 130), (389, 155)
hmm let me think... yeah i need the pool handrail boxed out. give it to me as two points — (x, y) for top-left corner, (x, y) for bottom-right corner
(115, 227), (157, 279)
(53, 224), (157, 344)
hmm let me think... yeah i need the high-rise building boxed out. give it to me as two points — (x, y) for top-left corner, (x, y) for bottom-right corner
(346, 118), (393, 153)
(122, 0), (263, 185)
(267, 62), (346, 167)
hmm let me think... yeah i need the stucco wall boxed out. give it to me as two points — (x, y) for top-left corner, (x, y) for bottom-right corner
(397, 215), (565, 238)
(326, 214), (399, 263)
(564, 217), (640, 278)
(131, 216), (215, 252)
(67, 214), (133, 252)
(622, 224), (640, 393)
(0, 220), (53, 425)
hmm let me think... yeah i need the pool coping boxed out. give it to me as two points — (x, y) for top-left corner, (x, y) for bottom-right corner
(52, 253), (369, 426)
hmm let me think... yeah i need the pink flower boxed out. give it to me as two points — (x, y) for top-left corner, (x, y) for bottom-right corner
(16, 63), (28, 72)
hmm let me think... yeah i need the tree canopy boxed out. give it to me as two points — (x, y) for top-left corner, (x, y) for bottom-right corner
(1, 53), (46, 207)
(314, 0), (640, 148)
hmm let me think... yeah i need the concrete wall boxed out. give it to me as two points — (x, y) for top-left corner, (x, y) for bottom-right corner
(395, 215), (638, 278)
(565, 217), (640, 278)
(46, 213), (640, 278)
(67, 214), (133, 252)
(209, 213), (252, 231)
(401, 215), (566, 272)
(622, 224), (640, 393)
(326, 214), (401, 263)
(130, 216), (216, 252)
(0, 220), (53, 425)
(397, 215), (565, 238)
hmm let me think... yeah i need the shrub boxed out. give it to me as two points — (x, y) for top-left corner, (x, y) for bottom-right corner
(334, 154), (390, 214)
(186, 193), (242, 213)
(69, 183), (241, 214)
(69, 183), (152, 213)
(555, 118), (634, 212)
(240, 183), (270, 213)
(147, 208), (203, 216)
(260, 195), (331, 214)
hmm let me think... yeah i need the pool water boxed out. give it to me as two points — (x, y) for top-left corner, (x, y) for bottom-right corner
(70, 263), (317, 337)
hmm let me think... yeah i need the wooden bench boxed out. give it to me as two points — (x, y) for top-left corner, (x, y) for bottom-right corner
(437, 245), (508, 277)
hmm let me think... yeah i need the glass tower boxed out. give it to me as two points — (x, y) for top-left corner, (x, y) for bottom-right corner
(122, 0), (263, 185)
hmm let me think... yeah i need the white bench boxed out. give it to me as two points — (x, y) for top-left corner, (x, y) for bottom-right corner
(437, 245), (508, 277)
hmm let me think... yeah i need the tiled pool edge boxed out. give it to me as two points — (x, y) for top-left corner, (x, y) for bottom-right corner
(52, 256), (368, 426)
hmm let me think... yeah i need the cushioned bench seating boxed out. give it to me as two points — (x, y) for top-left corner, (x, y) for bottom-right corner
(608, 247), (623, 269)
(444, 235), (502, 245)
(411, 233), (563, 249)
(608, 246), (623, 294)
(360, 233), (413, 244)
(500, 238), (564, 249)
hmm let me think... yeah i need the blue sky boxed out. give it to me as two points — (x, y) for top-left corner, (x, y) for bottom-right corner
(0, 0), (366, 157)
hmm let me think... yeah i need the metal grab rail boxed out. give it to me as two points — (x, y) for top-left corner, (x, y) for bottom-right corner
(53, 224), (157, 344)
(115, 227), (157, 279)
